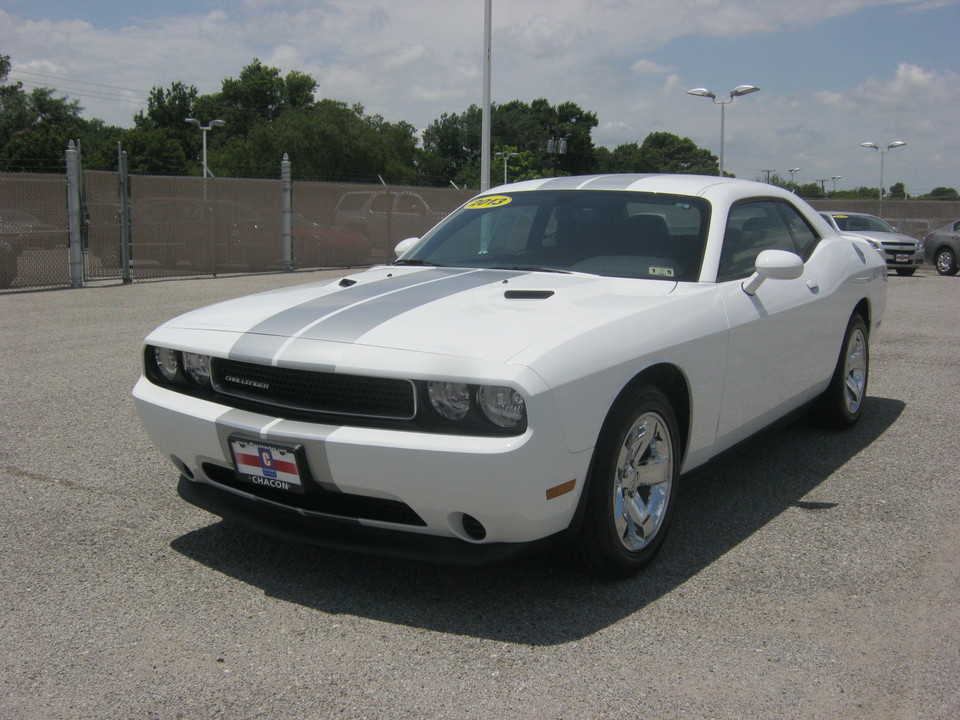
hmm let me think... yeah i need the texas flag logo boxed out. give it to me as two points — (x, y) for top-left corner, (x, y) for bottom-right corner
(232, 441), (304, 493)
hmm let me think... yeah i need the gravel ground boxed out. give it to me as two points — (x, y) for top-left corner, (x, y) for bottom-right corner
(1, 267), (957, 720)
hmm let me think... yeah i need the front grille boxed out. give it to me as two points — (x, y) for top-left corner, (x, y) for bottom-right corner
(211, 358), (416, 420)
(202, 463), (427, 526)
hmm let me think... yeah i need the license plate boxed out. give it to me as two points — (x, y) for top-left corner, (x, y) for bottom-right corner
(895, 254), (910, 263)
(229, 437), (306, 495)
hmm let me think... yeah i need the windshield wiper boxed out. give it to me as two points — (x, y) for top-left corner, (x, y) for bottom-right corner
(392, 259), (446, 267)
(488, 265), (572, 274)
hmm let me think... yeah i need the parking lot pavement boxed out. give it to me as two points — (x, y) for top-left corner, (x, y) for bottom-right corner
(1, 268), (958, 720)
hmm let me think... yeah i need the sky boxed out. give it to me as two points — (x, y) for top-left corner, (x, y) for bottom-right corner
(1, 0), (957, 194)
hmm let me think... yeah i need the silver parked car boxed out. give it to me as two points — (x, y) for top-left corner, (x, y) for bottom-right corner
(820, 211), (923, 276)
(923, 220), (960, 276)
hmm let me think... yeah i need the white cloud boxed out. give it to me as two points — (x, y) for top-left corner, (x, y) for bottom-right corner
(507, 14), (576, 59)
(631, 60), (674, 75)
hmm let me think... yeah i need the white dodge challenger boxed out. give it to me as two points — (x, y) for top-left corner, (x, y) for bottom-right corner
(133, 175), (887, 578)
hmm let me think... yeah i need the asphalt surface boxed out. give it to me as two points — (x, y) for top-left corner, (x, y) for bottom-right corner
(1, 268), (958, 720)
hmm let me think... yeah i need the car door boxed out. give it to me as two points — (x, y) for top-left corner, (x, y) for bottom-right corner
(714, 199), (836, 447)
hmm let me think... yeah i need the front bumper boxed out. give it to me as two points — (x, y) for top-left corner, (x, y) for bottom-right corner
(882, 248), (923, 269)
(133, 377), (590, 553)
(176, 476), (564, 564)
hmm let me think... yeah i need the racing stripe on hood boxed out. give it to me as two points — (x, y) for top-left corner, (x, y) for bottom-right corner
(229, 267), (521, 363)
(293, 269), (519, 346)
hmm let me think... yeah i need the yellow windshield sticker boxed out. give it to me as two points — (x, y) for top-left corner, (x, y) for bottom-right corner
(465, 195), (513, 209)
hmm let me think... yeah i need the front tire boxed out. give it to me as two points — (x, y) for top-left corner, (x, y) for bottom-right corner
(934, 247), (958, 276)
(815, 313), (869, 430)
(574, 386), (680, 579)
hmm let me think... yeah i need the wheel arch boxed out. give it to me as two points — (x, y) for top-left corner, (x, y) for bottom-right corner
(852, 297), (871, 335)
(601, 363), (691, 469)
(563, 362), (691, 544)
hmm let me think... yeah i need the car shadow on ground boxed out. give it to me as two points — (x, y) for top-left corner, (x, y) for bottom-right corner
(170, 396), (904, 646)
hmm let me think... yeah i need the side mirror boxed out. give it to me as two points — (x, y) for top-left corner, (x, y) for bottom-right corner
(394, 237), (420, 258)
(742, 249), (804, 295)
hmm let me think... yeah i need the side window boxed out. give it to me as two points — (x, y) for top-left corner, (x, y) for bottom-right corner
(395, 193), (426, 215)
(719, 201), (796, 281)
(778, 204), (820, 259)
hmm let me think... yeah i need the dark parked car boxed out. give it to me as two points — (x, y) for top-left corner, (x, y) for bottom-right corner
(820, 211), (923, 276)
(0, 209), (65, 288)
(291, 215), (372, 268)
(334, 190), (447, 253)
(133, 198), (280, 271)
(923, 220), (960, 276)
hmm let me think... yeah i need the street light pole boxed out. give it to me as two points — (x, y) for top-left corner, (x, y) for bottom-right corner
(185, 118), (226, 178)
(686, 85), (760, 176)
(859, 141), (906, 203)
(494, 151), (519, 185)
(831, 175), (843, 192)
(480, 0), (492, 191)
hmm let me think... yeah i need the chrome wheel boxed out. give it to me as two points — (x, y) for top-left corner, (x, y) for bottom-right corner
(574, 385), (680, 578)
(816, 313), (869, 430)
(612, 412), (674, 552)
(935, 248), (957, 276)
(842, 326), (867, 415)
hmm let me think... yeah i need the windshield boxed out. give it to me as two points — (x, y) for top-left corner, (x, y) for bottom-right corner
(398, 190), (710, 281)
(829, 214), (896, 233)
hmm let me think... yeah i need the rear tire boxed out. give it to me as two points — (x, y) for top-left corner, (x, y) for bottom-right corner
(815, 313), (869, 430)
(934, 247), (958, 276)
(573, 386), (680, 579)
(0, 245), (16, 289)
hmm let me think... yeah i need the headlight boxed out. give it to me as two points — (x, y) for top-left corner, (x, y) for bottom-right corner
(478, 385), (526, 428)
(427, 381), (471, 421)
(148, 346), (212, 388)
(153, 347), (180, 382)
(183, 352), (212, 386)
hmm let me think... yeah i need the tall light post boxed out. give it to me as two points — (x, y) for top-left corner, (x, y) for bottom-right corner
(185, 118), (226, 178)
(480, 0), (492, 191)
(788, 167), (801, 183)
(494, 151), (519, 185)
(859, 141), (906, 202)
(831, 175), (843, 192)
(686, 85), (760, 176)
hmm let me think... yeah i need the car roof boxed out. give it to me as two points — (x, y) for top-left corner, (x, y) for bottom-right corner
(825, 211), (876, 218)
(483, 174), (805, 205)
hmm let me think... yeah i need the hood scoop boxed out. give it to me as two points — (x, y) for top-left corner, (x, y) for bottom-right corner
(503, 289), (554, 300)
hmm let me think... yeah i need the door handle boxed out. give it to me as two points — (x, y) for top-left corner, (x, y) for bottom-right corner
(806, 280), (820, 293)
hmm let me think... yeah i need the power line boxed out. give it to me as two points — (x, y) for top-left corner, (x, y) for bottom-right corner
(9, 69), (149, 96)
(15, 79), (148, 105)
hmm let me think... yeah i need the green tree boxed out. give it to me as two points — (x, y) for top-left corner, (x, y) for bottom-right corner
(419, 99), (600, 187)
(0, 55), (88, 171)
(211, 100), (417, 182)
(596, 133), (718, 175)
(888, 181), (907, 200)
(925, 186), (959, 200)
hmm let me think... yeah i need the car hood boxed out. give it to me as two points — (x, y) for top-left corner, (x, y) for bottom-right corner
(152, 266), (680, 367)
(841, 230), (918, 246)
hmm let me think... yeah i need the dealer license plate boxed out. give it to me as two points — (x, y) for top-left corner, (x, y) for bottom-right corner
(895, 254), (911, 263)
(229, 437), (306, 495)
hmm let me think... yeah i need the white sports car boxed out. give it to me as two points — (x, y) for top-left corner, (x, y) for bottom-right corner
(133, 175), (887, 578)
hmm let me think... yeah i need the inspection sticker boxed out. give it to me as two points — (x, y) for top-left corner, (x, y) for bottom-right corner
(465, 195), (513, 209)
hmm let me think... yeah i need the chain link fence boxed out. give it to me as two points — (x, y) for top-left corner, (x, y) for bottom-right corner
(3, 158), (958, 293)
(0, 172), (71, 290)
(1, 161), (474, 292)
